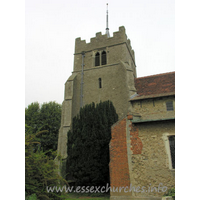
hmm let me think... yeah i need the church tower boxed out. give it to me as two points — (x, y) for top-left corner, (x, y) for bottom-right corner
(57, 26), (137, 176)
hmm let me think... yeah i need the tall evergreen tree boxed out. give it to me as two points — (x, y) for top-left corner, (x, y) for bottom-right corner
(66, 101), (118, 186)
(25, 101), (61, 154)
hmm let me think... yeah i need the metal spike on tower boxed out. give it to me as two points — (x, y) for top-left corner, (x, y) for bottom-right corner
(106, 3), (110, 38)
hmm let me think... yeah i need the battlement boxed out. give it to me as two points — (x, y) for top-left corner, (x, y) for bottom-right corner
(75, 26), (133, 54)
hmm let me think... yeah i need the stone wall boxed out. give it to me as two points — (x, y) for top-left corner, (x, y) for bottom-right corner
(130, 96), (175, 121)
(72, 62), (133, 120)
(109, 113), (175, 200)
(129, 120), (175, 199)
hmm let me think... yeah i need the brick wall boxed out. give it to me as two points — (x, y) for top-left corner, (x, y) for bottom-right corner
(109, 118), (131, 196)
(129, 123), (143, 155)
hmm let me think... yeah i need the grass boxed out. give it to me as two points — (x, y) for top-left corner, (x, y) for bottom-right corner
(60, 192), (110, 200)
(62, 197), (109, 200)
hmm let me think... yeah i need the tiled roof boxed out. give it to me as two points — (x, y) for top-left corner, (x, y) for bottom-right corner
(130, 71), (175, 101)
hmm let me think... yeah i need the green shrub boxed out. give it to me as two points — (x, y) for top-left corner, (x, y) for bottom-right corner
(25, 193), (37, 200)
(164, 187), (175, 199)
(25, 131), (67, 199)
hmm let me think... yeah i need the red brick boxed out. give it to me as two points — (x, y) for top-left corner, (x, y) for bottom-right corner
(110, 118), (130, 188)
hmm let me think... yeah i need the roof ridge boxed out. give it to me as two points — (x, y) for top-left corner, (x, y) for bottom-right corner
(136, 71), (175, 80)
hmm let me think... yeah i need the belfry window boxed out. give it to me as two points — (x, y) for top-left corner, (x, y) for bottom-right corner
(95, 52), (100, 66)
(99, 78), (102, 88)
(101, 51), (107, 65)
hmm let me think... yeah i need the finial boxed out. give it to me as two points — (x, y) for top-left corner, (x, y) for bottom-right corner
(106, 3), (110, 38)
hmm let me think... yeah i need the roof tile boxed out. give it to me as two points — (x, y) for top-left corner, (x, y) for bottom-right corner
(134, 71), (175, 97)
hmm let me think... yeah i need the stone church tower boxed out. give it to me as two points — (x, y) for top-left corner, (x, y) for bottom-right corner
(57, 26), (137, 176)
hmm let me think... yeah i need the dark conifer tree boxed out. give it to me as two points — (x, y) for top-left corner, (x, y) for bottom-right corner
(66, 101), (118, 187)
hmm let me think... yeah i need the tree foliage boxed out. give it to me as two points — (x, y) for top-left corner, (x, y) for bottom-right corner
(25, 130), (65, 200)
(25, 101), (61, 154)
(66, 101), (118, 186)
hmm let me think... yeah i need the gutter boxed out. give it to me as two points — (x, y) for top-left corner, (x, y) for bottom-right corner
(131, 117), (175, 124)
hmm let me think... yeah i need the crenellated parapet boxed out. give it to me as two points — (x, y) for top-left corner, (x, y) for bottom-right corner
(75, 26), (134, 59)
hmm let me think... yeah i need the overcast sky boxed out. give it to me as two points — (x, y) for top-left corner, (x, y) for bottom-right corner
(25, 0), (175, 107)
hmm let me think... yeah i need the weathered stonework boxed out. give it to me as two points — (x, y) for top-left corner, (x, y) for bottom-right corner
(110, 117), (175, 200)
(129, 124), (143, 155)
(129, 121), (175, 199)
(129, 96), (175, 122)
(71, 26), (137, 120)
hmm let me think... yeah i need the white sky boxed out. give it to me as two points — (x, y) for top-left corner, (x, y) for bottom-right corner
(25, 0), (175, 107)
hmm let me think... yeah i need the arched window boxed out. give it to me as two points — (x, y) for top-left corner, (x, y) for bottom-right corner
(95, 52), (100, 66)
(101, 51), (107, 65)
(99, 78), (102, 88)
